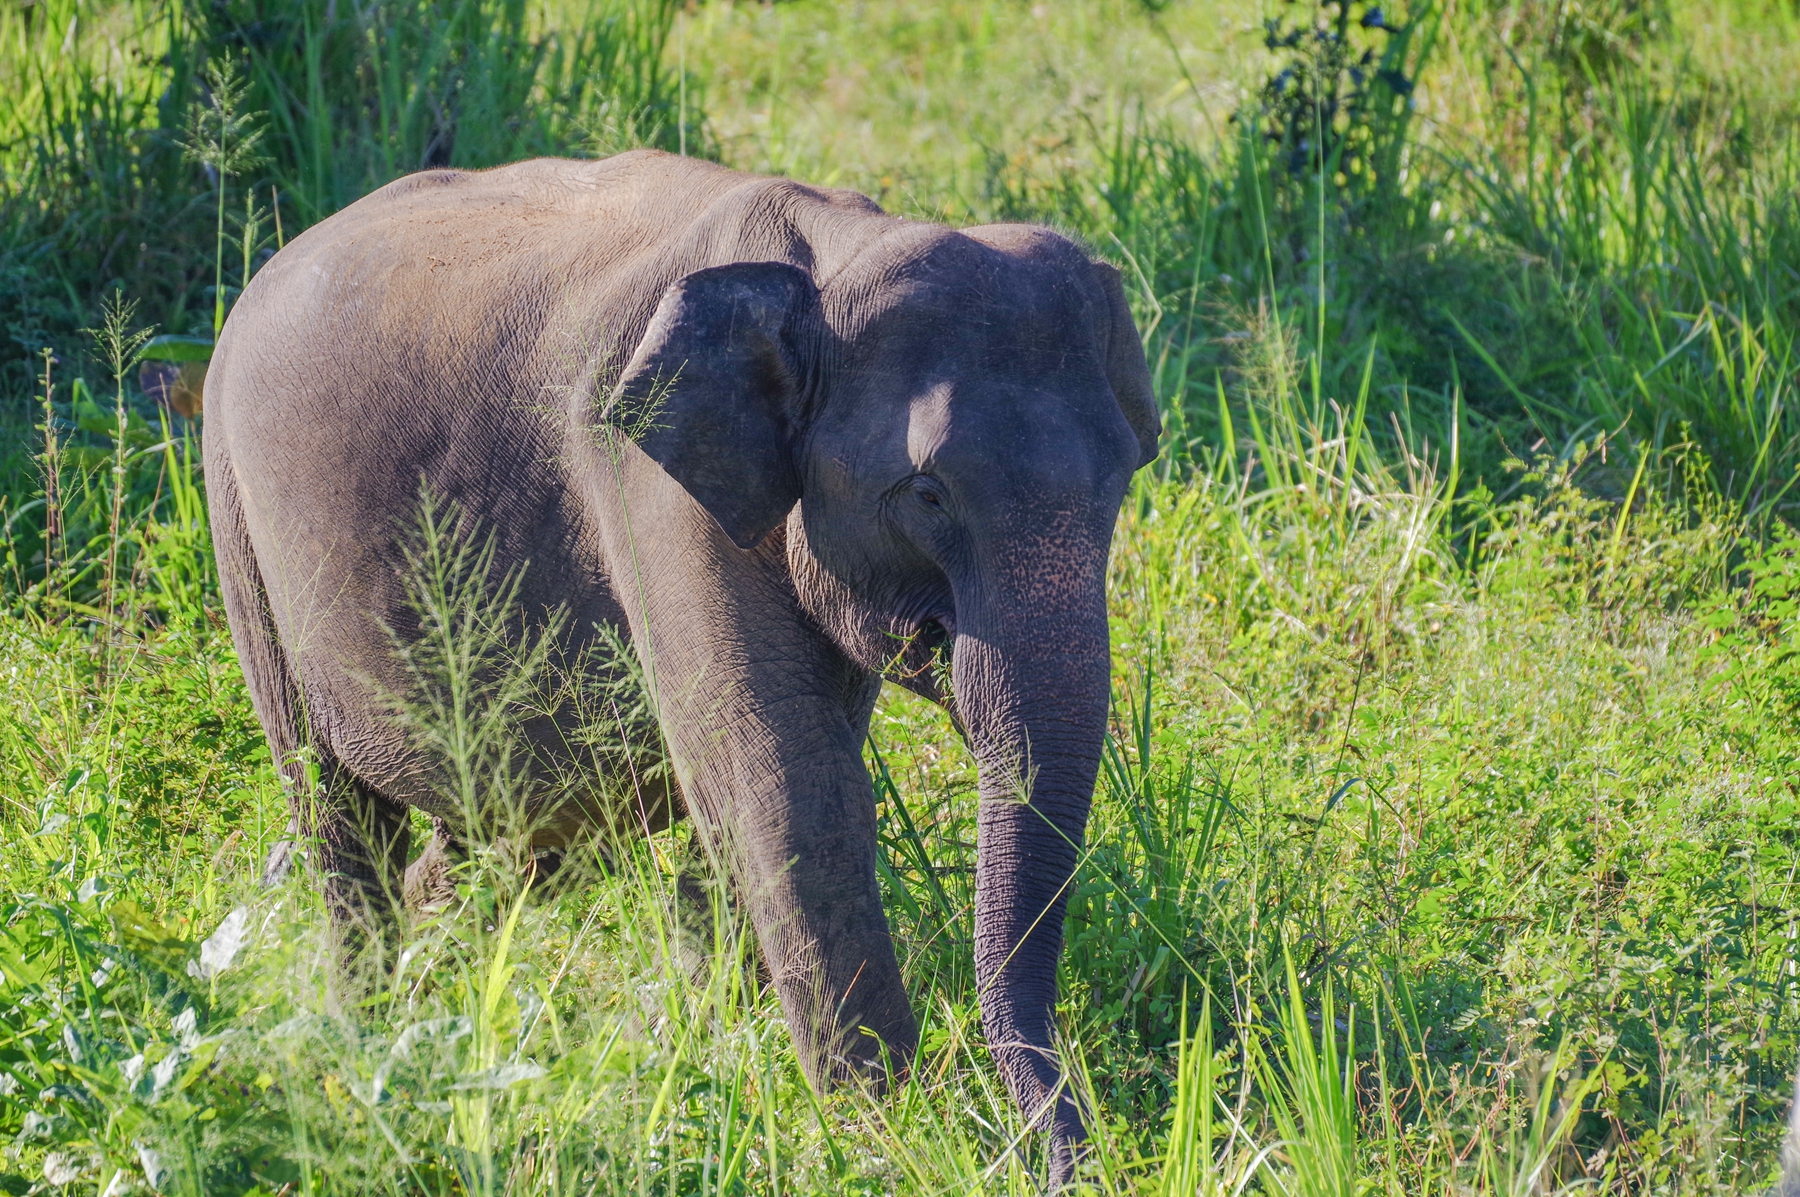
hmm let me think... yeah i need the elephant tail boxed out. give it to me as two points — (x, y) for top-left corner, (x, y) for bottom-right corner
(204, 432), (309, 885)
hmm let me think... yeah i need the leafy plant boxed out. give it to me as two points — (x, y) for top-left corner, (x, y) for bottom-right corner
(1254, 0), (1425, 204)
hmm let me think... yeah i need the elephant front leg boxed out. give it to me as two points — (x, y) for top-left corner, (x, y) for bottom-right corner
(591, 452), (916, 1091)
(650, 650), (918, 1091)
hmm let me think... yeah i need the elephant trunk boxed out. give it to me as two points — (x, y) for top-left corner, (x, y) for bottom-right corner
(952, 582), (1112, 1182)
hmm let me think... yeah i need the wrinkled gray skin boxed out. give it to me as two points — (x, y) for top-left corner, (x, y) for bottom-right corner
(205, 149), (1159, 1185)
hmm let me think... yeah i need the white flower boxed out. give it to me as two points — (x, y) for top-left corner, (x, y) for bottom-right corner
(43, 1151), (88, 1185)
(150, 1049), (183, 1097)
(451, 1061), (546, 1090)
(391, 1015), (473, 1059)
(187, 907), (249, 980)
(137, 1143), (169, 1190)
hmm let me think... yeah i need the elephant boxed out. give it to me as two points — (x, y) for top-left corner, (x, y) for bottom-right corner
(204, 148), (1160, 1184)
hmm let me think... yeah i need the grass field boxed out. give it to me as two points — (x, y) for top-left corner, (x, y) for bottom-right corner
(2, 0), (1799, 1192)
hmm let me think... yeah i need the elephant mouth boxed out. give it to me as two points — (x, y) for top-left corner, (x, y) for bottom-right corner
(891, 584), (954, 650)
(884, 611), (954, 687)
(876, 596), (956, 700)
(911, 614), (965, 735)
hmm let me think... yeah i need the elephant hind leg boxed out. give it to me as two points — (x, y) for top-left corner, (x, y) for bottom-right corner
(311, 763), (412, 985)
(208, 440), (315, 891)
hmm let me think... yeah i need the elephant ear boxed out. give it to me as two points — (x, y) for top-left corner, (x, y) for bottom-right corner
(607, 262), (820, 549)
(1091, 261), (1162, 469)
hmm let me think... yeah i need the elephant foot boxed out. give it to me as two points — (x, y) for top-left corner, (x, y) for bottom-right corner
(405, 820), (582, 914)
(404, 818), (461, 912)
(503, 838), (570, 894)
(672, 868), (716, 985)
(669, 833), (768, 992)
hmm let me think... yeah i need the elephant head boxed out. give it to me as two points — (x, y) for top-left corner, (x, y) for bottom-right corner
(607, 220), (1159, 1175)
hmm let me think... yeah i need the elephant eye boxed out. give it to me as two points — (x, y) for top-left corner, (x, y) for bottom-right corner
(913, 478), (946, 509)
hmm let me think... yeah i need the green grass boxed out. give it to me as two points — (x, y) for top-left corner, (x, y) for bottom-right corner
(0, 0), (686, 395)
(2, 0), (1799, 1192)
